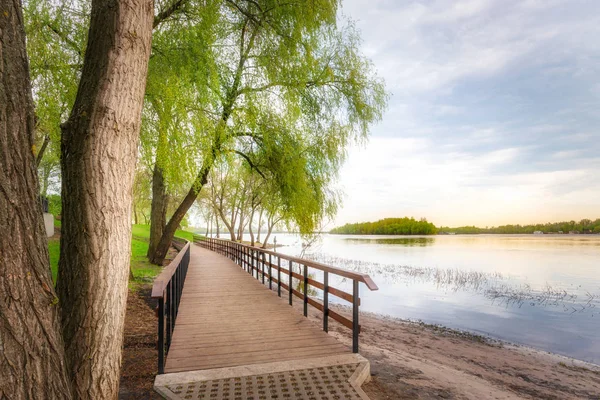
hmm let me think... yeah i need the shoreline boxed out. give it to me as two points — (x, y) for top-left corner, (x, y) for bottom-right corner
(292, 302), (600, 399)
(372, 311), (599, 369)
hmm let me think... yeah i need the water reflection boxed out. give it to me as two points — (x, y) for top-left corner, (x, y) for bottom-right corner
(273, 233), (600, 363)
(306, 253), (600, 315)
(343, 237), (435, 246)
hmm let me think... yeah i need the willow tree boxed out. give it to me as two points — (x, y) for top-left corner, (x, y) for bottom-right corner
(136, 0), (219, 262)
(56, 0), (153, 398)
(149, 0), (387, 264)
(0, 1), (72, 397)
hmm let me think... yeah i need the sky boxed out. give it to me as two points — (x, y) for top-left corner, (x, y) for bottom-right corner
(331, 0), (600, 228)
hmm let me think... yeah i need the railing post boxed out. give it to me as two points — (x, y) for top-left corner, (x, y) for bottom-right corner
(246, 247), (251, 274)
(323, 271), (329, 332)
(165, 283), (171, 349)
(277, 256), (281, 296)
(253, 250), (257, 279)
(157, 295), (165, 374)
(303, 264), (308, 317)
(268, 253), (272, 289)
(288, 260), (293, 305)
(261, 252), (265, 284)
(352, 280), (359, 353)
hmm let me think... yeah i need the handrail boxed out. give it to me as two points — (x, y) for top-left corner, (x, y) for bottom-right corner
(243, 246), (379, 291)
(151, 241), (190, 298)
(195, 235), (378, 353)
(151, 239), (191, 375)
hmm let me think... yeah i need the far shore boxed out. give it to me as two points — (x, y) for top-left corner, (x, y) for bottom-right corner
(291, 301), (600, 399)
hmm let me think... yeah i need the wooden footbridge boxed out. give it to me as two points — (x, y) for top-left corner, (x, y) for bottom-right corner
(151, 237), (378, 399)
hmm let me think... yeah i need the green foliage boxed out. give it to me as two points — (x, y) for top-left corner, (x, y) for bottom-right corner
(26, 0), (388, 239)
(331, 218), (438, 235)
(47, 194), (61, 216)
(440, 218), (600, 234)
(24, 0), (88, 193)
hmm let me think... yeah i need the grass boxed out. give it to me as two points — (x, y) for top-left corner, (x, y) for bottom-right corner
(48, 224), (194, 288)
(131, 224), (194, 242)
(48, 238), (60, 282)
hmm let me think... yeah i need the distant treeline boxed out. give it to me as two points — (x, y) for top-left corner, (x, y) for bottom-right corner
(439, 218), (600, 234)
(330, 217), (438, 235)
(331, 218), (600, 235)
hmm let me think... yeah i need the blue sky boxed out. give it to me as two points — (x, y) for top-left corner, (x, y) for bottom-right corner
(334, 0), (600, 227)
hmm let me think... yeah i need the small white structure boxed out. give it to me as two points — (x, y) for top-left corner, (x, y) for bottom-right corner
(43, 213), (54, 237)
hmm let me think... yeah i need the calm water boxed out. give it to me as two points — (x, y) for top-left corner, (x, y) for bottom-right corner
(270, 234), (600, 364)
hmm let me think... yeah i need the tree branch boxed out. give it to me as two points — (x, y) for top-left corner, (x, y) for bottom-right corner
(154, 0), (188, 28)
(231, 150), (266, 179)
(45, 23), (82, 57)
(36, 135), (50, 168)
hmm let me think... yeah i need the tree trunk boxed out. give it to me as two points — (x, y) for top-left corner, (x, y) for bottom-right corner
(249, 208), (255, 246)
(262, 217), (279, 249)
(56, 1), (153, 399)
(133, 201), (139, 224)
(0, 1), (73, 397)
(204, 212), (210, 236)
(147, 164), (167, 263)
(151, 164), (210, 262)
(256, 208), (264, 243)
(35, 134), (50, 167)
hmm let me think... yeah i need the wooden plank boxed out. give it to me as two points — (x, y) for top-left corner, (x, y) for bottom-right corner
(159, 244), (351, 373)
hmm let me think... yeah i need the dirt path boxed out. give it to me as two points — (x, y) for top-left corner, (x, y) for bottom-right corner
(119, 286), (162, 399)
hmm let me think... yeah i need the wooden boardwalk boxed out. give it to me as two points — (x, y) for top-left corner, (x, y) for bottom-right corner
(164, 244), (349, 374)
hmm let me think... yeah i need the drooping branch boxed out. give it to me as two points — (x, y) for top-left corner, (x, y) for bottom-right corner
(45, 23), (83, 57)
(231, 150), (266, 179)
(154, 0), (188, 28)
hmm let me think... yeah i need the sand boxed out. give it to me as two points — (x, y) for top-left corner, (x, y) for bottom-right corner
(298, 304), (600, 399)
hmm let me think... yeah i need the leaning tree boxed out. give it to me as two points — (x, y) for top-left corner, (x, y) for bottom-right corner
(148, 0), (387, 264)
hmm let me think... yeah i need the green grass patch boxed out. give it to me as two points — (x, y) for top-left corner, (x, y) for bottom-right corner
(132, 224), (194, 242)
(54, 219), (62, 228)
(48, 238), (60, 282)
(48, 224), (192, 288)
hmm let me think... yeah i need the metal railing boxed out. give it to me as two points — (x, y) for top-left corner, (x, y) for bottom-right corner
(195, 236), (378, 353)
(151, 238), (190, 374)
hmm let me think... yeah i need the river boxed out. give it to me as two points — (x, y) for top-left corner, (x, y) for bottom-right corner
(267, 233), (600, 364)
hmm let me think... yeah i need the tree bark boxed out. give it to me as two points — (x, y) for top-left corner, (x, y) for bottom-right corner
(35, 134), (50, 167)
(256, 208), (264, 243)
(249, 208), (255, 246)
(0, 1), (73, 398)
(147, 164), (167, 263)
(151, 164), (210, 262)
(56, 1), (153, 399)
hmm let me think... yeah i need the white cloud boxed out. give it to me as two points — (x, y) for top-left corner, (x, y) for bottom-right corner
(332, 0), (600, 227)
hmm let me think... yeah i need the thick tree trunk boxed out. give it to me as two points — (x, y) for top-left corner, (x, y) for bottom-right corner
(151, 164), (209, 262)
(147, 164), (167, 263)
(0, 1), (73, 398)
(56, 1), (153, 399)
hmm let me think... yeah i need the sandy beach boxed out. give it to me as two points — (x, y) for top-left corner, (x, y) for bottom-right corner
(304, 304), (600, 399)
